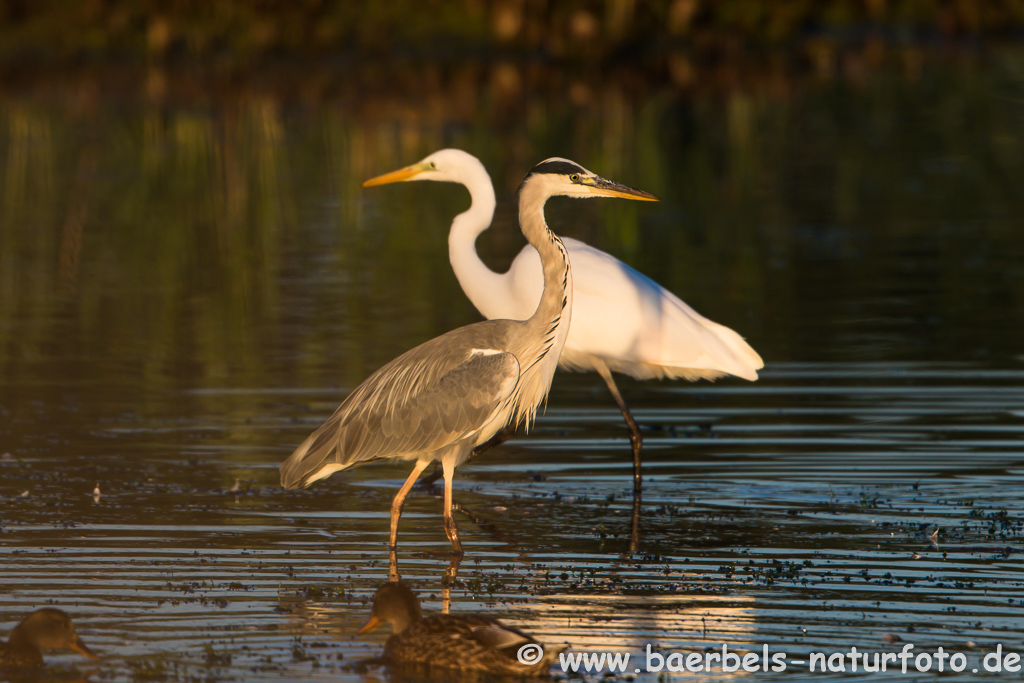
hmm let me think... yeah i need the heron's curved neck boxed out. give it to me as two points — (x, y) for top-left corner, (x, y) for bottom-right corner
(446, 165), (508, 316)
(516, 178), (572, 335)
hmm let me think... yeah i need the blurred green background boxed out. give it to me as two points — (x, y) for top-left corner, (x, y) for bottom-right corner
(1, 0), (1023, 418)
(2, 0), (1023, 70)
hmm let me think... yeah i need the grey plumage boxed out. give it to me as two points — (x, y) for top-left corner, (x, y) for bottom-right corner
(279, 156), (655, 555)
(279, 323), (522, 489)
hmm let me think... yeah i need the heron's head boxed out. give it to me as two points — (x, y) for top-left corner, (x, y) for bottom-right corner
(362, 149), (486, 187)
(519, 158), (659, 202)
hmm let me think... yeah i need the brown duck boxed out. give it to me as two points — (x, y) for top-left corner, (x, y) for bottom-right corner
(358, 582), (564, 677)
(0, 609), (99, 669)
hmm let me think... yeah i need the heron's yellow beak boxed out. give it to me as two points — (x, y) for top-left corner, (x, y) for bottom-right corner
(584, 176), (659, 201)
(356, 615), (383, 634)
(362, 162), (431, 187)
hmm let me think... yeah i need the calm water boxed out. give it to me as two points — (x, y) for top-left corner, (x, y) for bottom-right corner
(2, 57), (1024, 682)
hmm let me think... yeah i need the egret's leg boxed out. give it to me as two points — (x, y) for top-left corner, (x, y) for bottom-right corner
(390, 460), (430, 549)
(441, 459), (463, 557)
(470, 422), (518, 458)
(593, 359), (643, 495)
(629, 487), (642, 554)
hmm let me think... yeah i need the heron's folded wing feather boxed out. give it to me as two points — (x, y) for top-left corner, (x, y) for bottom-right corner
(279, 348), (519, 488)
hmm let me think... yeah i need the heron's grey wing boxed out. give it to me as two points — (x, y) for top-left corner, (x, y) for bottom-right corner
(280, 349), (520, 488)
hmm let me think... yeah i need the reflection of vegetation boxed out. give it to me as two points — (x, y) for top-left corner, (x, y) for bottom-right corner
(1, 56), (1023, 430)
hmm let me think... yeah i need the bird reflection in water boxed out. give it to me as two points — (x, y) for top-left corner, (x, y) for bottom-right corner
(388, 547), (463, 615)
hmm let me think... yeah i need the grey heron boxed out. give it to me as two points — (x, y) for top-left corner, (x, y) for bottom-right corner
(279, 158), (657, 555)
(361, 149), (763, 495)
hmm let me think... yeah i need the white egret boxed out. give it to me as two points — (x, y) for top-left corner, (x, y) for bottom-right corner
(280, 158), (657, 555)
(362, 149), (763, 494)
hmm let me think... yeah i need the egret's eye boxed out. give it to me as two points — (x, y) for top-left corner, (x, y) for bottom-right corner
(569, 173), (581, 182)
(429, 162), (437, 169)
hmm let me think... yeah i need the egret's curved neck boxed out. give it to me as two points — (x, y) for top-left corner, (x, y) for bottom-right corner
(446, 164), (507, 316)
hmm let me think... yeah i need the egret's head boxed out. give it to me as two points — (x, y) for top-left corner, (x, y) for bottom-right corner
(362, 149), (486, 187)
(519, 158), (659, 201)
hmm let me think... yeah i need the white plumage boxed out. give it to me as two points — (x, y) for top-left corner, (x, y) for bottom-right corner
(376, 149), (763, 491)
(497, 235), (762, 381)
(281, 157), (658, 555)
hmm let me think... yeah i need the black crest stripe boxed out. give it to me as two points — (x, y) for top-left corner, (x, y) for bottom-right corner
(530, 160), (585, 176)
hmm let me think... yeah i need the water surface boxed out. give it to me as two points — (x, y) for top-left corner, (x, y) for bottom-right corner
(1, 60), (1024, 681)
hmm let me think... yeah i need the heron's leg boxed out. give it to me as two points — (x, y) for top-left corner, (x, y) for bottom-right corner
(593, 359), (643, 495)
(418, 423), (518, 488)
(390, 460), (430, 549)
(441, 459), (463, 557)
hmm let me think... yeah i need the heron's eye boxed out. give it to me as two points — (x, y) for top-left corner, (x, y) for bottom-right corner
(569, 173), (580, 182)
(430, 162), (437, 169)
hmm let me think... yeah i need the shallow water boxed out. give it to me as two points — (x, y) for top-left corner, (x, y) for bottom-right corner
(2, 60), (1024, 681)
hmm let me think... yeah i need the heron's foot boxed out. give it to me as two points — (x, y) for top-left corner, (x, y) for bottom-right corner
(442, 556), (462, 587)
(443, 515), (464, 557)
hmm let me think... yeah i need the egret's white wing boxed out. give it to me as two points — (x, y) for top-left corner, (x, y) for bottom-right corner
(505, 237), (762, 380)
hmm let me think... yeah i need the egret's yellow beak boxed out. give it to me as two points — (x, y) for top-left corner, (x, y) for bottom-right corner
(356, 615), (383, 634)
(583, 176), (659, 201)
(362, 162), (431, 187)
